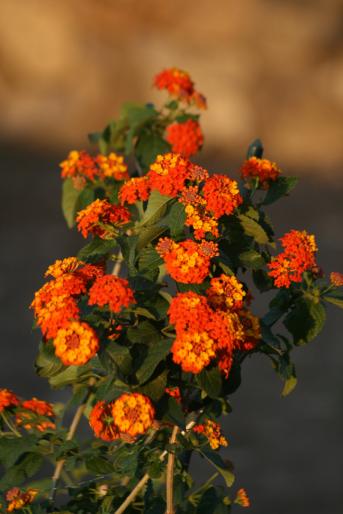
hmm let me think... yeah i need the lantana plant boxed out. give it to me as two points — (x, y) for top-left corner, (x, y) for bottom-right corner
(1, 67), (342, 514)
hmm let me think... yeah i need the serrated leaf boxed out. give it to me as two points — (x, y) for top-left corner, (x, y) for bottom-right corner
(137, 225), (167, 251)
(138, 246), (163, 271)
(62, 178), (82, 228)
(0, 435), (36, 468)
(136, 339), (172, 384)
(85, 456), (114, 474)
(164, 201), (187, 238)
(197, 368), (222, 399)
(263, 176), (298, 205)
(0, 452), (43, 489)
(135, 131), (171, 171)
(77, 237), (117, 262)
(284, 299), (326, 345)
(139, 370), (168, 400)
(323, 288), (343, 309)
(238, 214), (269, 244)
(105, 342), (132, 375)
(239, 249), (265, 270)
(35, 342), (64, 379)
(140, 190), (172, 226)
(49, 364), (92, 388)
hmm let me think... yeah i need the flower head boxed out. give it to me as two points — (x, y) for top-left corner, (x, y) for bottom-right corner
(5, 487), (38, 512)
(119, 176), (151, 205)
(89, 401), (120, 442)
(45, 257), (82, 279)
(165, 387), (181, 401)
(16, 398), (55, 432)
(330, 272), (343, 287)
(148, 153), (191, 197)
(241, 156), (280, 188)
(96, 153), (129, 181)
(235, 488), (251, 508)
(166, 119), (203, 158)
(171, 330), (216, 373)
(203, 174), (243, 219)
(53, 321), (99, 366)
(112, 393), (155, 437)
(193, 419), (228, 449)
(0, 389), (19, 413)
(207, 274), (246, 311)
(157, 238), (218, 284)
(88, 275), (136, 313)
(76, 199), (131, 239)
(154, 68), (207, 108)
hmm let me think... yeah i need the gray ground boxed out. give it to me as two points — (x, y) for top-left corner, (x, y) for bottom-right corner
(1, 143), (342, 513)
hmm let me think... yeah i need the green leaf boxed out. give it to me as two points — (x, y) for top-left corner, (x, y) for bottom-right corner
(252, 269), (274, 292)
(139, 370), (168, 400)
(246, 138), (264, 159)
(282, 375), (297, 397)
(164, 397), (186, 428)
(197, 488), (227, 514)
(138, 246), (163, 271)
(127, 321), (160, 344)
(35, 342), (64, 379)
(62, 178), (82, 228)
(76, 187), (95, 212)
(284, 299), (326, 345)
(197, 368), (222, 399)
(262, 176), (298, 205)
(0, 452), (43, 489)
(137, 225), (167, 251)
(135, 131), (171, 171)
(136, 339), (172, 384)
(77, 237), (117, 262)
(0, 435), (36, 468)
(123, 102), (157, 130)
(239, 249), (265, 270)
(105, 342), (132, 375)
(200, 449), (235, 487)
(85, 456), (114, 474)
(49, 364), (92, 388)
(323, 288), (343, 309)
(238, 214), (269, 244)
(164, 202), (187, 238)
(140, 190), (172, 226)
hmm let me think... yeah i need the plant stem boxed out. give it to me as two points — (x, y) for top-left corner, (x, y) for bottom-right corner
(49, 377), (96, 501)
(1, 412), (21, 437)
(165, 425), (179, 514)
(112, 252), (123, 276)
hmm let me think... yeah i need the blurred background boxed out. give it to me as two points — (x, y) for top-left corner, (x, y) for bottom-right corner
(0, 0), (342, 512)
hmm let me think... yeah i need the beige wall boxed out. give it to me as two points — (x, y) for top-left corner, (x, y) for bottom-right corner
(0, 0), (342, 178)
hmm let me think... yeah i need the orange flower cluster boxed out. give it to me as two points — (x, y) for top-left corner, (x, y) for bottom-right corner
(241, 156), (280, 188)
(193, 419), (228, 449)
(5, 487), (38, 512)
(154, 67), (207, 109)
(156, 238), (218, 283)
(166, 119), (204, 158)
(268, 230), (318, 288)
(148, 153), (191, 197)
(60, 150), (128, 189)
(119, 176), (151, 205)
(165, 386), (181, 402)
(88, 275), (136, 313)
(202, 174), (243, 218)
(330, 272), (343, 287)
(89, 393), (155, 441)
(53, 321), (99, 366)
(0, 388), (19, 413)
(16, 398), (56, 432)
(168, 276), (261, 375)
(76, 199), (131, 239)
(235, 488), (251, 508)
(31, 257), (103, 340)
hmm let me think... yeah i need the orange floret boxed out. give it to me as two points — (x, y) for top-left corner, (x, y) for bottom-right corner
(171, 330), (216, 374)
(53, 321), (99, 366)
(166, 119), (204, 158)
(6, 487), (38, 512)
(235, 488), (251, 508)
(241, 156), (280, 188)
(32, 294), (80, 340)
(203, 174), (243, 219)
(156, 237), (218, 284)
(207, 274), (246, 311)
(21, 398), (54, 417)
(45, 257), (81, 279)
(88, 275), (136, 313)
(193, 419), (228, 449)
(330, 272), (343, 286)
(168, 291), (213, 333)
(268, 230), (317, 288)
(60, 150), (99, 186)
(96, 152), (129, 181)
(154, 68), (194, 98)
(76, 199), (131, 239)
(16, 398), (55, 432)
(111, 393), (155, 438)
(147, 153), (191, 197)
(0, 388), (19, 413)
(119, 176), (151, 205)
(89, 400), (120, 442)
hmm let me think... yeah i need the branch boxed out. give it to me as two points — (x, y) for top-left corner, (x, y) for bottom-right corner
(165, 425), (179, 514)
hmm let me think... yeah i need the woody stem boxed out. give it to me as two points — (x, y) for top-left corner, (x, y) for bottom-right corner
(49, 377), (96, 501)
(165, 425), (179, 514)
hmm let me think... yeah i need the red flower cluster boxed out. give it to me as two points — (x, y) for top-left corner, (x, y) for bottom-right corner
(241, 156), (280, 188)
(268, 230), (318, 288)
(60, 150), (128, 189)
(119, 176), (151, 205)
(156, 238), (218, 284)
(148, 153), (191, 197)
(88, 275), (136, 313)
(193, 419), (228, 449)
(202, 174), (243, 218)
(0, 388), (19, 413)
(76, 199), (131, 239)
(154, 67), (207, 109)
(166, 119), (204, 158)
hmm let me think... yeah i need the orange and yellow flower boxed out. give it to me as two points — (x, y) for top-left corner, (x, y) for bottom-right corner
(89, 400), (120, 442)
(193, 419), (228, 449)
(96, 153), (129, 181)
(172, 330), (216, 373)
(5, 487), (38, 512)
(148, 153), (191, 198)
(76, 199), (131, 239)
(53, 321), (99, 366)
(235, 488), (250, 508)
(88, 275), (136, 313)
(154, 68), (207, 108)
(0, 389), (19, 413)
(202, 174), (243, 219)
(166, 119), (203, 158)
(241, 156), (280, 188)
(45, 257), (81, 279)
(156, 238), (218, 284)
(112, 393), (155, 437)
(16, 398), (55, 432)
(330, 272), (343, 287)
(119, 176), (151, 205)
(206, 274), (246, 311)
